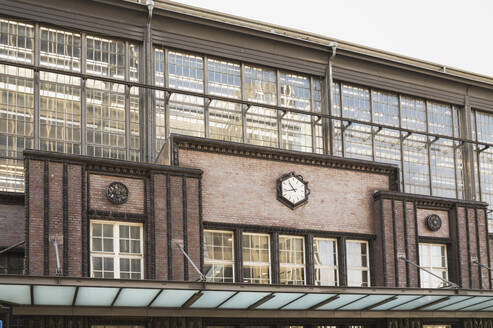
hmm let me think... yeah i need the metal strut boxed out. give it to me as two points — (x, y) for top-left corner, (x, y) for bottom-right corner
(399, 257), (459, 289)
(175, 242), (206, 282)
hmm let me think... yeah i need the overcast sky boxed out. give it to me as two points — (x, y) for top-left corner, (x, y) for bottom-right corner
(173, 0), (493, 78)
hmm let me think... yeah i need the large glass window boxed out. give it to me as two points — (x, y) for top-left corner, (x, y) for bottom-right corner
(0, 252), (24, 274)
(418, 243), (448, 288)
(39, 72), (81, 154)
(207, 58), (242, 142)
(472, 110), (493, 231)
(242, 232), (270, 284)
(90, 221), (143, 279)
(313, 237), (338, 286)
(0, 64), (34, 191)
(279, 235), (305, 285)
(0, 19), (34, 64)
(40, 27), (80, 71)
(346, 240), (370, 287)
(203, 230), (234, 282)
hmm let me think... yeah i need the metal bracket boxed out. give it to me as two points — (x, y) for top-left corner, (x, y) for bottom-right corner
(341, 121), (352, 133)
(51, 237), (62, 276)
(454, 140), (465, 150)
(473, 260), (493, 275)
(280, 110), (287, 119)
(427, 136), (440, 146)
(400, 131), (412, 141)
(242, 104), (252, 113)
(478, 145), (490, 153)
(314, 115), (322, 124)
(164, 91), (172, 105)
(372, 126), (383, 136)
(204, 97), (212, 107)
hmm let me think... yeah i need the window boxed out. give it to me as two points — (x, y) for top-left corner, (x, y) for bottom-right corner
(313, 238), (338, 286)
(242, 233), (270, 284)
(279, 235), (305, 285)
(419, 243), (448, 288)
(90, 221), (143, 279)
(346, 240), (370, 287)
(0, 252), (24, 274)
(203, 230), (234, 282)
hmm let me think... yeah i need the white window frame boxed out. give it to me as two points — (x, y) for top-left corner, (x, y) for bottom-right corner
(203, 229), (235, 282)
(313, 237), (338, 286)
(346, 239), (370, 287)
(419, 243), (448, 288)
(242, 232), (271, 284)
(279, 235), (306, 285)
(90, 220), (144, 279)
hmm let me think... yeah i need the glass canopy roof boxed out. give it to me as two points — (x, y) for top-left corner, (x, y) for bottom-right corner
(2, 275), (493, 313)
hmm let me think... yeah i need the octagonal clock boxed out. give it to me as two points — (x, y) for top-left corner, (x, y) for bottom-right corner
(276, 172), (310, 210)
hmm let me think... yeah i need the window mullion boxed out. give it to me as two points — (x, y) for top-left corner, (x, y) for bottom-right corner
(80, 33), (87, 155)
(33, 23), (40, 150)
(114, 223), (120, 279)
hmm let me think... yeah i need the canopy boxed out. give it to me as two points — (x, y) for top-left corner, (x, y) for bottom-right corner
(1, 275), (493, 318)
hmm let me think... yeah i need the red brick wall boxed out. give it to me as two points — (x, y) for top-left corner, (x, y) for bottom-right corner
(48, 162), (63, 276)
(28, 160), (44, 275)
(186, 177), (201, 281)
(0, 203), (24, 247)
(179, 149), (389, 234)
(375, 195), (490, 289)
(170, 176), (184, 280)
(89, 174), (145, 214)
(67, 165), (82, 276)
(26, 155), (201, 281)
(153, 173), (168, 280)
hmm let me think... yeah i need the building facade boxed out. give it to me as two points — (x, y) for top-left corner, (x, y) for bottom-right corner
(2, 0), (493, 327)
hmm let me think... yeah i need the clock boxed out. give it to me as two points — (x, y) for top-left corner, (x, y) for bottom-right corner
(105, 182), (129, 205)
(276, 172), (310, 210)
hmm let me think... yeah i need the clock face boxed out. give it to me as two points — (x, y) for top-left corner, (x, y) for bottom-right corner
(277, 172), (310, 209)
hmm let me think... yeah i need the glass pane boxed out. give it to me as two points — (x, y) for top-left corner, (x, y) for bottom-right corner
(40, 27), (80, 72)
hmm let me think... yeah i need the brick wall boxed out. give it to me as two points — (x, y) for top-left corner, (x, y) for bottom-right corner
(178, 149), (389, 234)
(374, 191), (490, 289)
(0, 203), (24, 247)
(25, 151), (202, 281)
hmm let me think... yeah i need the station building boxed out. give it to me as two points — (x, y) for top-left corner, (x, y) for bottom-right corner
(1, 0), (493, 327)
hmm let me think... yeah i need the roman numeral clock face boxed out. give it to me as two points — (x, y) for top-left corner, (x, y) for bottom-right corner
(276, 172), (310, 209)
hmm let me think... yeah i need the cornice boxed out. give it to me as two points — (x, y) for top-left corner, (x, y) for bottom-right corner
(373, 190), (488, 209)
(170, 135), (400, 191)
(23, 149), (202, 178)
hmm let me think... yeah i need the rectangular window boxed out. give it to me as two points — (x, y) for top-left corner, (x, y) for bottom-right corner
(40, 27), (81, 72)
(313, 237), (338, 286)
(279, 235), (305, 285)
(242, 233), (270, 284)
(346, 240), (370, 287)
(90, 221), (143, 279)
(0, 19), (34, 64)
(419, 243), (448, 288)
(39, 72), (81, 154)
(203, 230), (234, 282)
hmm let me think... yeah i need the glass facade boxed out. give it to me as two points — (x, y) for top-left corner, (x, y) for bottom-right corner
(0, 15), (491, 235)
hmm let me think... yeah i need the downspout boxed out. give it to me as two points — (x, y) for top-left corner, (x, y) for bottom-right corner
(325, 41), (337, 155)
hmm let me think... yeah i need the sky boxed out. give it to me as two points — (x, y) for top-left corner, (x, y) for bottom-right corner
(173, 0), (493, 78)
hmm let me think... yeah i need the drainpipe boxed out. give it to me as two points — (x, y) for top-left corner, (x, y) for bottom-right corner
(325, 42), (337, 155)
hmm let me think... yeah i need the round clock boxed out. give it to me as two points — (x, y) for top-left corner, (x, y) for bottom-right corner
(105, 182), (129, 205)
(276, 172), (310, 210)
(425, 214), (442, 232)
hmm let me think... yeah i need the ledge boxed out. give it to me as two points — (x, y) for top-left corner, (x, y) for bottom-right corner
(23, 149), (203, 178)
(170, 135), (400, 191)
(373, 190), (489, 209)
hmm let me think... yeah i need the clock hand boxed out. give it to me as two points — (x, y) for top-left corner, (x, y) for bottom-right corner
(288, 180), (297, 191)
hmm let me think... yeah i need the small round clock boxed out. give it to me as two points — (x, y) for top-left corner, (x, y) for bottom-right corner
(276, 172), (310, 210)
(105, 182), (129, 205)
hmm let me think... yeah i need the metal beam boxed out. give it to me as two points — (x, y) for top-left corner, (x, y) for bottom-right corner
(309, 295), (340, 310)
(181, 291), (203, 309)
(247, 293), (274, 310)
(11, 306), (493, 319)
